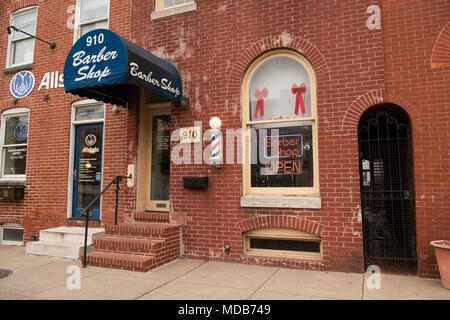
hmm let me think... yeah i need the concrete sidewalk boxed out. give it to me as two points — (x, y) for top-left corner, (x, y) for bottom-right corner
(0, 245), (449, 300)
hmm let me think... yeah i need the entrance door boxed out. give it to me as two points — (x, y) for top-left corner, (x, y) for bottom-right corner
(358, 104), (417, 274)
(145, 108), (171, 211)
(72, 123), (103, 219)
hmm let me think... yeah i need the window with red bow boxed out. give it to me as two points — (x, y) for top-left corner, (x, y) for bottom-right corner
(243, 50), (318, 195)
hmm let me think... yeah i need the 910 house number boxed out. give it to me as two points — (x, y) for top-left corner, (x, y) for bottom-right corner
(180, 127), (201, 144)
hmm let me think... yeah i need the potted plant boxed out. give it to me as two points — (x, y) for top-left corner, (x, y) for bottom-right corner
(430, 240), (450, 289)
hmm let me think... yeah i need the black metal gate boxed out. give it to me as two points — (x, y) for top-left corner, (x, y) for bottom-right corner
(358, 104), (417, 274)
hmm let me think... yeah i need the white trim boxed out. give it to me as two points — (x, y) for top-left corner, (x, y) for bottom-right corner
(151, 1), (196, 20)
(241, 196), (322, 209)
(6, 6), (38, 69)
(0, 223), (24, 245)
(0, 108), (29, 181)
(73, 0), (110, 43)
(67, 101), (105, 220)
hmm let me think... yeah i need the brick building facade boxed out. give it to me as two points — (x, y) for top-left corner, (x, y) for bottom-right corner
(0, 0), (448, 278)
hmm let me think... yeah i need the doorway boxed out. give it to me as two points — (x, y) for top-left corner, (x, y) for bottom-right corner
(72, 123), (103, 219)
(358, 103), (417, 274)
(144, 104), (170, 212)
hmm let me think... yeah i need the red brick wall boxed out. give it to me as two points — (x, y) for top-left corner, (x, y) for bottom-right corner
(0, 0), (448, 278)
(0, 0), (135, 239)
(127, 0), (386, 274)
(381, 0), (450, 278)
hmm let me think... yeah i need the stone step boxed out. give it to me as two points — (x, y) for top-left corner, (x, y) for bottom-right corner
(93, 236), (164, 255)
(39, 227), (105, 246)
(26, 241), (93, 260)
(134, 212), (170, 223)
(84, 251), (156, 272)
(105, 223), (179, 238)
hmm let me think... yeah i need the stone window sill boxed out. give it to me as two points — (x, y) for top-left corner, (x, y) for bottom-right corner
(3, 63), (33, 74)
(241, 196), (321, 209)
(151, 2), (197, 20)
(0, 180), (26, 187)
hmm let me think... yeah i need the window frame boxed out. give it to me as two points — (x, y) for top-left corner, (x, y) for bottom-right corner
(244, 228), (323, 260)
(151, 0), (196, 20)
(0, 223), (24, 245)
(155, 0), (194, 11)
(6, 6), (38, 69)
(242, 50), (320, 198)
(0, 108), (30, 181)
(73, 0), (110, 42)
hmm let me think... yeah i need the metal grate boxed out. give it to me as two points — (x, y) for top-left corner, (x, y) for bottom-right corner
(358, 106), (417, 274)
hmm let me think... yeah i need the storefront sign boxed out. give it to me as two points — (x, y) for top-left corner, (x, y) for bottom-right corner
(10, 71), (35, 98)
(264, 134), (304, 175)
(64, 29), (183, 105)
(37, 71), (64, 91)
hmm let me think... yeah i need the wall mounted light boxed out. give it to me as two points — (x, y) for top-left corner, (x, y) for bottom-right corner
(112, 105), (120, 114)
(224, 243), (231, 254)
(209, 117), (223, 168)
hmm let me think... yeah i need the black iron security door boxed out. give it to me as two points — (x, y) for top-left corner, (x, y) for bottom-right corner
(358, 104), (417, 274)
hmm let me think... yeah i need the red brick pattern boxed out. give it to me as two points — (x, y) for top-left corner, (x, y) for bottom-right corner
(0, 0), (448, 278)
(431, 23), (450, 68)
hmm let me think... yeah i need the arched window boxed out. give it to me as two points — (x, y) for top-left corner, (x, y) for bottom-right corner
(242, 50), (319, 199)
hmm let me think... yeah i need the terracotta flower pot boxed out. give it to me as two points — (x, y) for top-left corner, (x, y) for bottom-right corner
(430, 240), (450, 289)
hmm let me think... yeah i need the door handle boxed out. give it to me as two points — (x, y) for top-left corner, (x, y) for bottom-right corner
(73, 169), (77, 181)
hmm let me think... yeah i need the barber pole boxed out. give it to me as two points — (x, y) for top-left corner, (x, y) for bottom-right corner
(210, 128), (222, 167)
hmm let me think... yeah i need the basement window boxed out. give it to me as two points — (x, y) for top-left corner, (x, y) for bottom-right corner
(0, 223), (24, 245)
(244, 228), (322, 260)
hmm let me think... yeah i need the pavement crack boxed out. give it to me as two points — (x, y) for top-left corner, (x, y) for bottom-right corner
(246, 267), (279, 300)
(133, 260), (208, 300)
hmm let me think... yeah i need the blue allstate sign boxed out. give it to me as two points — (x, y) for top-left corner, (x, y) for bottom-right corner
(10, 71), (35, 98)
(14, 122), (28, 142)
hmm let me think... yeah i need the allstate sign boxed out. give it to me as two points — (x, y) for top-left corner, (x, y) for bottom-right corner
(10, 71), (35, 98)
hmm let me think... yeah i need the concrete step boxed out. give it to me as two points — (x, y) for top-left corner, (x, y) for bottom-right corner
(39, 227), (105, 246)
(93, 236), (164, 255)
(84, 251), (156, 272)
(105, 223), (179, 238)
(134, 212), (170, 223)
(26, 241), (93, 260)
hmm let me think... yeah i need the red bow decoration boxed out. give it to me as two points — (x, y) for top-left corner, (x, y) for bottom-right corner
(291, 83), (307, 115)
(254, 87), (268, 119)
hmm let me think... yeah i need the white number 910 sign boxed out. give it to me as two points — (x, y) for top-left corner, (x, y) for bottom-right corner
(180, 127), (201, 144)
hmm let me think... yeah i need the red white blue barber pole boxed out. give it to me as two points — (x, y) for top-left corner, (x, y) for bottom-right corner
(209, 117), (223, 168)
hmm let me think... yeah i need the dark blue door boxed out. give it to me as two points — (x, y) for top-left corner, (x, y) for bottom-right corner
(72, 123), (103, 219)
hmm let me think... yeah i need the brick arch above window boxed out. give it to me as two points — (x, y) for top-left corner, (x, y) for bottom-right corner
(0, 217), (24, 226)
(341, 89), (422, 134)
(225, 34), (330, 102)
(431, 22), (450, 68)
(0, 98), (32, 113)
(238, 215), (324, 237)
(10, 0), (40, 13)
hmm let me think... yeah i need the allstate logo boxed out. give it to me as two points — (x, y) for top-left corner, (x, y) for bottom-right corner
(10, 71), (35, 98)
(14, 122), (28, 142)
(85, 134), (97, 146)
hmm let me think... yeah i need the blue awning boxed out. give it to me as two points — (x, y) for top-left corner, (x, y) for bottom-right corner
(64, 29), (183, 106)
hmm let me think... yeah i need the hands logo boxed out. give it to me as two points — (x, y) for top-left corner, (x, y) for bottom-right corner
(14, 122), (28, 142)
(10, 71), (35, 98)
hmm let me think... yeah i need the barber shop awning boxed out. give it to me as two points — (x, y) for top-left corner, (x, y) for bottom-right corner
(64, 29), (182, 106)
